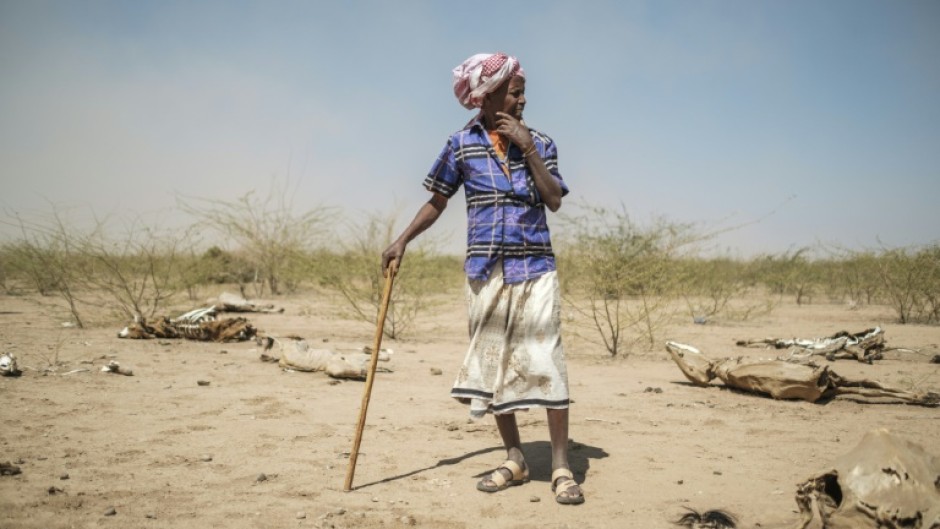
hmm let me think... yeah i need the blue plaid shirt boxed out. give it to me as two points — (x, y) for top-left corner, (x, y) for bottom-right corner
(424, 117), (569, 284)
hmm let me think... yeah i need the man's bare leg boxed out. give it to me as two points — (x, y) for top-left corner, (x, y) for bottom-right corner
(479, 412), (526, 488)
(547, 408), (583, 500)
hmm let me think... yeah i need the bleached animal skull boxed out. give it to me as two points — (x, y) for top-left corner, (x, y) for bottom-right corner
(0, 353), (19, 376)
(794, 429), (940, 529)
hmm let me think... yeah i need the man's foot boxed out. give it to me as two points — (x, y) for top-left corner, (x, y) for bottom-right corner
(477, 459), (529, 493)
(551, 468), (585, 505)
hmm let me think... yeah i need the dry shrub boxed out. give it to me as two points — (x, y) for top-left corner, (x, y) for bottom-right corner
(750, 247), (819, 305)
(2, 207), (198, 324)
(836, 251), (882, 306)
(678, 257), (777, 322)
(876, 245), (940, 324)
(559, 205), (696, 355)
(178, 180), (333, 296)
(2, 240), (63, 297)
(679, 257), (743, 320)
(319, 211), (462, 340)
(175, 245), (258, 301)
(3, 210), (93, 326)
(82, 222), (197, 320)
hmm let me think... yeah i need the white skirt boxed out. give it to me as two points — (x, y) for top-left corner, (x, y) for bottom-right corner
(450, 262), (570, 418)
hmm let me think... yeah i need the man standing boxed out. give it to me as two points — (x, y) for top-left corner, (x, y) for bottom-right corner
(382, 52), (583, 505)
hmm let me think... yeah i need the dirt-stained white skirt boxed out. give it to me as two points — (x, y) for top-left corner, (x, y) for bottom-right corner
(450, 263), (570, 418)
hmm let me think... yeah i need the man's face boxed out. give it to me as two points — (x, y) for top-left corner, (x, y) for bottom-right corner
(484, 75), (526, 120)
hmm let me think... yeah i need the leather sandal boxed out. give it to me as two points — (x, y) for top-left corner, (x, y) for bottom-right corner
(551, 468), (585, 505)
(476, 459), (529, 493)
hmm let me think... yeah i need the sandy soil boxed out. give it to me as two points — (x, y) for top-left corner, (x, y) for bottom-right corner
(1, 288), (938, 529)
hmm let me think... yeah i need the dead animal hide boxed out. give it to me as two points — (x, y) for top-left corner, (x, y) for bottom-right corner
(117, 316), (181, 339)
(794, 429), (940, 529)
(665, 342), (938, 407)
(713, 358), (829, 402)
(0, 462), (22, 476)
(673, 507), (738, 528)
(277, 339), (344, 374)
(273, 338), (388, 380)
(666, 342), (828, 401)
(196, 318), (257, 342)
(212, 292), (284, 314)
(665, 341), (715, 386)
(117, 312), (257, 342)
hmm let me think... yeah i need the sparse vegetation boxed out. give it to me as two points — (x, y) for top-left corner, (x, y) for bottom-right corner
(4, 211), (93, 327)
(558, 206), (696, 355)
(875, 245), (940, 324)
(318, 212), (462, 339)
(751, 247), (816, 305)
(1, 197), (937, 343)
(3, 210), (199, 324)
(81, 223), (197, 320)
(177, 180), (333, 297)
(680, 257), (761, 322)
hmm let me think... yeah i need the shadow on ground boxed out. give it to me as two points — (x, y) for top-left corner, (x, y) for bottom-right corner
(353, 438), (608, 490)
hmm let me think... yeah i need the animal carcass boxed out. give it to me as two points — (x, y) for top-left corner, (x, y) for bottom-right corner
(665, 342), (938, 407)
(118, 307), (257, 342)
(736, 327), (886, 363)
(267, 337), (391, 380)
(794, 429), (940, 529)
(210, 292), (284, 314)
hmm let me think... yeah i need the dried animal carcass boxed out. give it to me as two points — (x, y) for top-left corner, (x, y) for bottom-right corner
(794, 429), (940, 529)
(117, 315), (181, 339)
(665, 342), (938, 407)
(209, 292), (284, 314)
(266, 337), (392, 380)
(117, 306), (257, 342)
(736, 327), (886, 363)
(673, 507), (738, 528)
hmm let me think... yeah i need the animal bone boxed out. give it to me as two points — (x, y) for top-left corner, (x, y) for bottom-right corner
(101, 361), (133, 376)
(0, 353), (20, 377)
(736, 327), (885, 363)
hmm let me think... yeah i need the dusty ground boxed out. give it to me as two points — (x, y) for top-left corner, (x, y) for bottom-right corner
(1, 288), (938, 529)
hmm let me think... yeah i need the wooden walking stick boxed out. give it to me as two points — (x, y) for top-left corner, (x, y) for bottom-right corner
(344, 258), (398, 491)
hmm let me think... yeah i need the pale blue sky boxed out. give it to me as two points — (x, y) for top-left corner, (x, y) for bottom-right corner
(1, 1), (938, 255)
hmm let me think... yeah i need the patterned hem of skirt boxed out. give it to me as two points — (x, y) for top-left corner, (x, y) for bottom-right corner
(451, 391), (570, 418)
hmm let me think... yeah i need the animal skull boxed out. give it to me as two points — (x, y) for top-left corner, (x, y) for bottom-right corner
(0, 352), (19, 376)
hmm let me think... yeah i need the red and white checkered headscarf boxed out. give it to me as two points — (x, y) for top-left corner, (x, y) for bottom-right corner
(452, 52), (525, 110)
